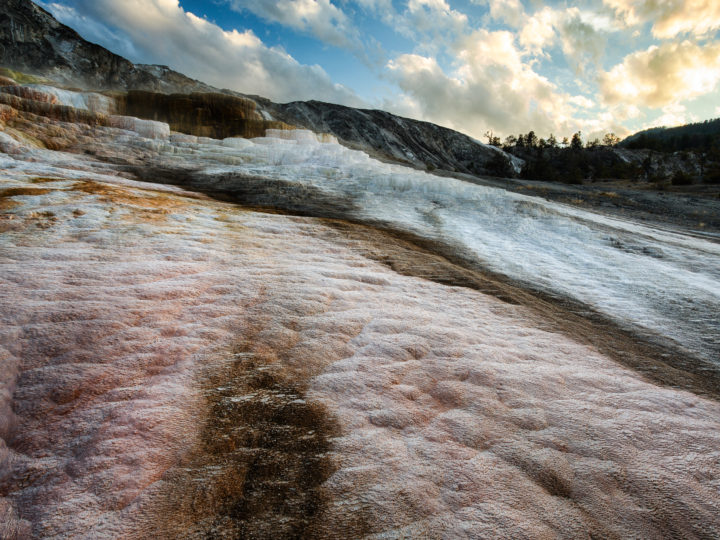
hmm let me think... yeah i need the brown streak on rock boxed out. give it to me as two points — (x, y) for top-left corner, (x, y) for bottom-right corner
(132, 330), (344, 539)
(70, 181), (188, 222)
(0, 187), (51, 198)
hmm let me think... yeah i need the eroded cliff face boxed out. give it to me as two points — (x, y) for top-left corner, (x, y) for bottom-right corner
(1, 79), (720, 539)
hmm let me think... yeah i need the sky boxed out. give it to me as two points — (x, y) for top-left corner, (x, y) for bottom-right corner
(37, 0), (720, 141)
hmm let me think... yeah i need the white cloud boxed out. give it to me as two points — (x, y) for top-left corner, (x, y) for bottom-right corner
(386, 29), (581, 138)
(600, 40), (720, 108)
(644, 104), (697, 129)
(617, 104), (641, 120)
(603, 0), (720, 38)
(45, 0), (365, 106)
(486, 0), (525, 28)
(519, 7), (556, 54)
(569, 95), (595, 108)
(394, 0), (469, 51)
(518, 7), (607, 72)
(226, 0), (360, 49)
(558, 9), (607, 73)
(574, 103), (641, 141)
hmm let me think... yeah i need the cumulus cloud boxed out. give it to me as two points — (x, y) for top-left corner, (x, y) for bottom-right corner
(648, 104), (697, 128)
(558, 9), (607, 72)
(485, 0), (525, 28)
(381, 4), (612, 137)
(518, 7), (607, 72)
(386, 29), (581, 138)
(43, 0), (365, 106)
(604, 0), (720, 38)
(394, 0), (468, 50)
(226, 0), (360, 49)
(519, 7), (556, 54)
(600, 40), (720, 108)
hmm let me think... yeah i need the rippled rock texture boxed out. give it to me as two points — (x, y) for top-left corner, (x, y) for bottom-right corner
(1, 81), (720, 539)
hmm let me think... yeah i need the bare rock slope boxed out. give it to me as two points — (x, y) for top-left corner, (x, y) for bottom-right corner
(267, 99), (519, 173)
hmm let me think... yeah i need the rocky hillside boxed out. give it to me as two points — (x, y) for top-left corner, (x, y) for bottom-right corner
(0, 0), (516, 176)
(0, 0), (216, 93)
(267, 99), (522, 173)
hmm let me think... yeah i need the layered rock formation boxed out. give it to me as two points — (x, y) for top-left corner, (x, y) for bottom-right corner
(1, 79), (720, 538)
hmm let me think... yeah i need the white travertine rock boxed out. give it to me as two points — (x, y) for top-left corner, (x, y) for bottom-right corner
(0, 132), (24, 154)
(252, 135), (297, 145)
(264, 128), (338, 145)
(27, 85), (115, 115)
(109, 115), (170, 139)
(221, 137), (254, 149)
(1, 91), (717, 363)
(169, 133), (198, 144)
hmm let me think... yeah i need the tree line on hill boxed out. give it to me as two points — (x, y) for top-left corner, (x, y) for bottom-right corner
(482, 122), (720, 185)
(620, 118), (720, 153)
(482, 130), (638, 183)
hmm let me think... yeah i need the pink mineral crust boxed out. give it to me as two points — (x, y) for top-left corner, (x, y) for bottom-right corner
(0, 98), (719, 537)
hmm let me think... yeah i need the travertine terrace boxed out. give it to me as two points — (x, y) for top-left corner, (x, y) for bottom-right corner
(1, 81), (720, 539)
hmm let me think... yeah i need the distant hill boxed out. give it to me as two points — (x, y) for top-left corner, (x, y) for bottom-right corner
(620, 119), (720, 152)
